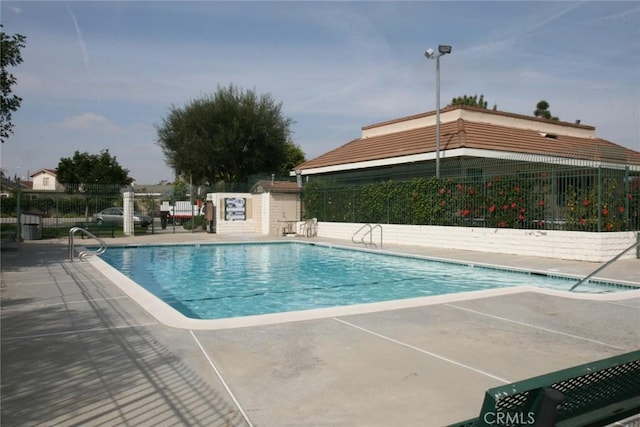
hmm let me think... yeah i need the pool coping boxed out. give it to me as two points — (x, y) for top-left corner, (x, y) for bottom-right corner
(84, 240), (640, 330)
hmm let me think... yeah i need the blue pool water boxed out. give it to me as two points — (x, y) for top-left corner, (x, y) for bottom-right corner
(99, 242), (630, 320)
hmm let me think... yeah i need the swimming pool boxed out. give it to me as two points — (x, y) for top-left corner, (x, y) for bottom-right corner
(98, 242), (632, 321)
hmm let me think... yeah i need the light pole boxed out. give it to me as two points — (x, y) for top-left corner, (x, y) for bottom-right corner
(425, 44), (452, 178)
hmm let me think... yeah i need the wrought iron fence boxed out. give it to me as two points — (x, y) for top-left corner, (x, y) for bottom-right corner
(302, 156), (640, 232)
(0, 174), (297, 239)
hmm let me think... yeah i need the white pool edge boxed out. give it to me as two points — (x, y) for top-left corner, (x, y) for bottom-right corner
(85, 242), (640, 330)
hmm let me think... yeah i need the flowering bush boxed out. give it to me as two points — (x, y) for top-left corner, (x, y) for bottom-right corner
(302, 171), (639, 232)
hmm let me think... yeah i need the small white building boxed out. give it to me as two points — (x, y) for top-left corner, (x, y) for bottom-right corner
(30, 169), (61, 191)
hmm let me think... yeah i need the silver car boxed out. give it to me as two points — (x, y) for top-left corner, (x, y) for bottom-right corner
(96, 207), (152, 227)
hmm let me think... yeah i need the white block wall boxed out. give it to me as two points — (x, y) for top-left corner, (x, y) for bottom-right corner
(317, 222), (638, 262)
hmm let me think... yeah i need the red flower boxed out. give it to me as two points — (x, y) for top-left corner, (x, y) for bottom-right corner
(468, 188), (475, 195)
(538, 200), (545, 207)
(618, 206), (624, 213)
(440, 200), (446, 206)
(457, 184), (463, 191)
(537, 220), (544, 227)
(602, 208), (609, 216)
(514, 185), (520, 192)
(520, 207), (526, 213)
(497, 221), (507, 228)
(439, 188), (446, 194)
(461, 209), (471, 217)
(489, 205), (496, 213)
(487, 182), (493, 188)
(518, 214), (525, 221)
(511, 202), (517, 209)
(580, 218), (586, 225)
(606, 223), (613, 231)
(583, 199), (590, 206)
(502, 205), (509, 211)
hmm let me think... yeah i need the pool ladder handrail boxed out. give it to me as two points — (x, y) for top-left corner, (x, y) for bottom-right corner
(570, 240), (639, 291)
(68, 226), (107, 261)
(352, 223), (383, 249)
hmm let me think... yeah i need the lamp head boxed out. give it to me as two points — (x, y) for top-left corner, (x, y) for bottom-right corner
(438, 45), (452, 55)
(425, 48), (434, 59)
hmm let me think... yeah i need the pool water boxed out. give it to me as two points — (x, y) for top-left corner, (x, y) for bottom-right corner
(98, 242), (629, 320)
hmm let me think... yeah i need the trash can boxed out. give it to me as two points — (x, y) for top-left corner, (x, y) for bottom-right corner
(22, 224), (42, 240)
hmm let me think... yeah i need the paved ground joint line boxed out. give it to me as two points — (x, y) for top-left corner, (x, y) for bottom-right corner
(444, 303), (627, 350)
(1, 295), (130, 311)
(189, 330), (253, 427)
(1, 322), (158, 341)
(332, 317), (510, 384)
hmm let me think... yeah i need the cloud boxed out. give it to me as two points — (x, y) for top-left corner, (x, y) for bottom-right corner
(59, 113), (120, 132)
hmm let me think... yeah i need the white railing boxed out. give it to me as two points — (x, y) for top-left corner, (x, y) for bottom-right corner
(352, 224), (383, 249)
(68, 227), (107, 261)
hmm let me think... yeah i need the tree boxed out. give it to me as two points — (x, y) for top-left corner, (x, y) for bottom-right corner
(449, 94), (497, 110)
(156, 84), (305, 185)
(57, 149), (133, 188)
(1, 25), (27, 143)
(533, 100), (559, 121)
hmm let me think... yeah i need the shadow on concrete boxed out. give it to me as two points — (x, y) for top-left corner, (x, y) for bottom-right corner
(1, 242), (247, 426)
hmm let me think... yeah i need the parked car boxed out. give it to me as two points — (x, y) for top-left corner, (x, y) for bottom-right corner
(95, 207), (152, 227)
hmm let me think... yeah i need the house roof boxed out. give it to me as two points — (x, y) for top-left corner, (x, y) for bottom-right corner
(295, 105), (640, 173)
(30, 168), (57, 177)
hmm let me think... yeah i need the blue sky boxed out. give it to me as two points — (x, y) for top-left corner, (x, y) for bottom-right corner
(1, 1), (639, 184)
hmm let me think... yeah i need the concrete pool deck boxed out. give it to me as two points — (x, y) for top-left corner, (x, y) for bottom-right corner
(2, 232), (639, 426)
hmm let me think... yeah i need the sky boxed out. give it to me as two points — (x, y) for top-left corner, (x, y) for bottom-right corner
(1, 1), (639, 184)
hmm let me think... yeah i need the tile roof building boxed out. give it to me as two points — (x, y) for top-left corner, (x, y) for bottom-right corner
(294, 105), (640, 182)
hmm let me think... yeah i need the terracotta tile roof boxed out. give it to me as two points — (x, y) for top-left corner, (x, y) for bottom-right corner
(296, 108), (640, 171)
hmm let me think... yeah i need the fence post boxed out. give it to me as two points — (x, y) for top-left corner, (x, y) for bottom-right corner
(16, 187), (22, 240)
(55, 189), (60, 238)
(597, 166), (603, 232)
(625, 166), (630, 230)
(550, 169), (556, 230)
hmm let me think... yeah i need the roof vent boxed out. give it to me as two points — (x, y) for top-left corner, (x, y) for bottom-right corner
(539, 132), (558, 139)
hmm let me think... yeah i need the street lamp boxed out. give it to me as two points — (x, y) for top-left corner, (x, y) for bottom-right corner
(425, 44), (452, 178)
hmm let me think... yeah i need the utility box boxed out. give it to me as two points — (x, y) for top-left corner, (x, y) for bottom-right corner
(20, 212), (42, 240)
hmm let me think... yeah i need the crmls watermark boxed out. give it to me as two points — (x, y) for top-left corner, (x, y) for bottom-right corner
(483, 411), (536, 425)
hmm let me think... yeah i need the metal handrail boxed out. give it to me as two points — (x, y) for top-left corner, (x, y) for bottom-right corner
(351, 223), (383, 249)
(570, 240), (639, 291)
(68, 226), (107, 261)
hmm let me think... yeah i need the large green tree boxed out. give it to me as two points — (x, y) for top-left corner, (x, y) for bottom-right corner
(449, 94), (497, 110)
(533, 100), (559, 121)
(57, 150), (133, 187)
(156, 84), (305, 184)
(1, 25), (27, 143)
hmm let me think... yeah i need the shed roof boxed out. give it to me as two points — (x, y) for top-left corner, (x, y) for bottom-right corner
(251, 180), (301, 194)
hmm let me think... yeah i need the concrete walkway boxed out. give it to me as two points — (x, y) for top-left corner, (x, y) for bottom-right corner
(2, 233), (639, 426)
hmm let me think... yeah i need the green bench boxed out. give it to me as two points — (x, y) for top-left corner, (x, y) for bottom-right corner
(74, 222), (117, 238)
(449, 349), (640, 427)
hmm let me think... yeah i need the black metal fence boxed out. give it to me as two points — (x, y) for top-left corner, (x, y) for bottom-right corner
(302, 157), (640, 232)
(0, 174), (297, 240)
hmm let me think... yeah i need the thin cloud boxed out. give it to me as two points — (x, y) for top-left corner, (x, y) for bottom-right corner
(66, 5), (95, 93)
(59, 113), (120, 132)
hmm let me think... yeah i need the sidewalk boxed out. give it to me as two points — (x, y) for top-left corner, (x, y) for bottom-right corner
(2, 235), (639, 426)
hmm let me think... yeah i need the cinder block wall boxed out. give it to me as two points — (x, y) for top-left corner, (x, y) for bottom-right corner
(316, 222), (637, 262)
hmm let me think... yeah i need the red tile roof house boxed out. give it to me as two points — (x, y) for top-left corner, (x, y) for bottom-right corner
(292, 105), (640, 262)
